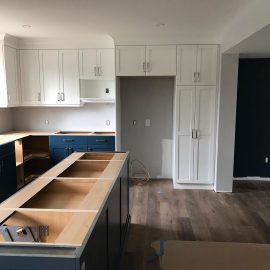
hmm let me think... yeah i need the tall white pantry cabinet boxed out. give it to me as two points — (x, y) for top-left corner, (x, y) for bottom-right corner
(175, 45), (218, 185)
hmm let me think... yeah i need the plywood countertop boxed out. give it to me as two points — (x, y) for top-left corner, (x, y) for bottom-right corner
(0, 152), (128, 247)
(0, 131), (116, 146)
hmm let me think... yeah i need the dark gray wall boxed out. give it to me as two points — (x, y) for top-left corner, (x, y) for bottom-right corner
(120, 77), (174, 178)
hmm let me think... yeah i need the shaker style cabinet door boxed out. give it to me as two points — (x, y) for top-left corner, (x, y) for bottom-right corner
(79, 49), (97, 80)
(39, 50), (60, 105)
(193, 86), (215, 183)
(176, 86), (196, 183)
(59, 50), (80, 106)
(196, 45), (218, 86)
(116, 46), (145, 76)
(97, 49), (115, 80)
(146, 45), (176, 76)
(4, 46), (19, 106)
(19, 50), (41, 105)
(177, 45), (197, 85)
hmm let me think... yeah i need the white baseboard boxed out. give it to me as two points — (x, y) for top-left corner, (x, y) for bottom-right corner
(234, 177), (270, 181)
(173, 183), (214, 190)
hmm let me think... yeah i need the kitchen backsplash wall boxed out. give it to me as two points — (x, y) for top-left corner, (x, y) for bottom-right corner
(0, 108), (13, 132)
(11, 104), (116, 131)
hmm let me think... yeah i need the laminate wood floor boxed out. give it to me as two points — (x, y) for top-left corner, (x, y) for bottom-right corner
(122, 179), (270, 270)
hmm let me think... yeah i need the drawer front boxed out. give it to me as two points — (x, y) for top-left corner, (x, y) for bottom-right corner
(88, 145), (115, 152)
(87, 136), (115, 145)
(0, 142), (15, 157)
(49, 136), (87, 146)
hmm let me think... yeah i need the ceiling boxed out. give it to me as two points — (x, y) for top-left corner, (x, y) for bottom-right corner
(0, 0), (254, 44)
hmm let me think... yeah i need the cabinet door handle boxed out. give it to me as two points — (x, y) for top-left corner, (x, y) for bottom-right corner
(98, 66), (102, 76)
(57, 93), (61, 101)
(196, 129), (199, 139)
(197, 72), (200, 82)
(193, 72), (196, 82)
(38, 92), (41, 102)
(94, 66), (97, 76)
(191, 129), (194, 139)
(96, 139), (107, 143)
(63, 139), (75, 143)
(143, 62), (146, 72)
(61, 92), (65, 101)
(147, 62), (151, 72)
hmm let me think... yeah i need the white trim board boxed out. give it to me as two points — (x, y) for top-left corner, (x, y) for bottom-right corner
(234, 177), (270, 181)
(173, 183), (214, 190)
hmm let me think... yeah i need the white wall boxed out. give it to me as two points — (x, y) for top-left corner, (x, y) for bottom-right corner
(11, 104), (116, 132)
(0, 108), (12, 132)
(215, 54), (239, 192)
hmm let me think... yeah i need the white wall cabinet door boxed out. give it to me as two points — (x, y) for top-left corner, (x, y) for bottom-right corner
(39, 50), (60, 105)
(19, 50), (41, 105)
(97, 49), (115, 80)
(196, 45), (218, 86)
(116, 46), (145, 76)
(177, 45), (197, 85)
(146, 45), (176, 76)
(194, 86), (215, 183)
(59, 50), (80, 106)
(4, 46), (19, 106)
(79, 49), (97, 80)
(177, 86), (196, 183)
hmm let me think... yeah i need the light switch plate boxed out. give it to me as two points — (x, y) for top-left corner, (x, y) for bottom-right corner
(145, 119), (150, 127)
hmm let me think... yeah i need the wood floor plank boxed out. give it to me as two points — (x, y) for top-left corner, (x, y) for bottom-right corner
(123, 179), (270, 270)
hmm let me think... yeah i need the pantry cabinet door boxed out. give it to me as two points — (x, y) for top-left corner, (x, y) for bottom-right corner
(39, 50), (60, 105)
(59, 50), (80, 106)
(19, 50), (41, 105)
(193, 86), (216, 183)
(177, 45), (197, 86)
(4, 46), (19, 106)
(146, 45), (176, 76)
(177, 86), (196, 183)
(196, 45), (218, 86)
(97, 49), (115, 80)
(116, 46), (145, 76)
(79, 49), (97, 80)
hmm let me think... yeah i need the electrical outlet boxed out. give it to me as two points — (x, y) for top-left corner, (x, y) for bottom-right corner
(145, 119), (151, 127)
(45, 120), (49, 125)
(106, 120), (110, 126)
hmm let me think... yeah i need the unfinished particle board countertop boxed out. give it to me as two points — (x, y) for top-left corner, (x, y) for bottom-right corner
(0, 131), (116, 146)
(0, 151), (128, 247)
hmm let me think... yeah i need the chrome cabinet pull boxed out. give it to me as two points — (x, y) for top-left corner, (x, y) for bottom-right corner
(94, 66), (97, 76)
(197, 72), (200, 82)
(143, 62), (146, 72)
(193, 72), (196, 82)
(98, 66), (102, 76)
(38, 92), (41, 102)
(61, 92), (65, 101)
(57, 93), (61, 101)
(147, 62), (151, 72)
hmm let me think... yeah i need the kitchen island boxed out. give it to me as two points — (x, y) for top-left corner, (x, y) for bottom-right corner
(0, 151), (129, 270)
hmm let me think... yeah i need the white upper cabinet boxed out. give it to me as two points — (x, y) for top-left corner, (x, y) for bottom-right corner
(79, 49), (97, 80)
(39, 50), (60, 105)
(116, 46), (145, 76)
(1, 46), (19, 107)
(59, 50), (80, 106)
(97, 49), (115, 80)
(116, 45), (176, 76)
(146, 45), (176, 76)
(177, 45), (218, 86)
(177, 45), (197, 85)
(79, 48), (115, 80)
(196, 45), (218, 86)
(19, 50), (41, 106)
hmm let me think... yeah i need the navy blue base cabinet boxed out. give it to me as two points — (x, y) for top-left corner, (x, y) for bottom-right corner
(49, 135), (115, 164)
(0, 142), (17, 202)
(0, 155), (130, 270)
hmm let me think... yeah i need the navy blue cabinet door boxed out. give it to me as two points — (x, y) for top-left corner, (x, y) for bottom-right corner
(0, 152), (17, 202)
(51, 146), (68, 164)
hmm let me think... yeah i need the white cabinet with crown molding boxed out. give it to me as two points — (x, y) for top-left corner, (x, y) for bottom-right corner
(116, 45), (176, 76)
